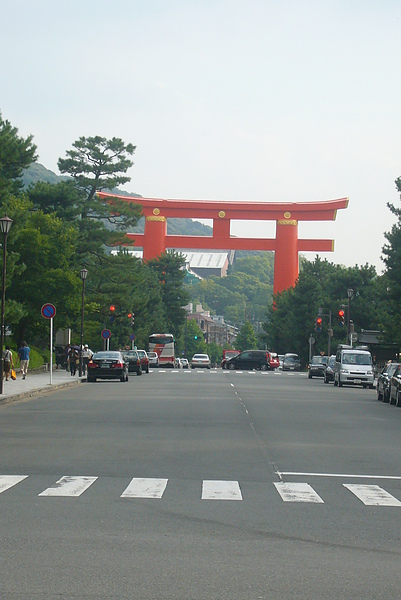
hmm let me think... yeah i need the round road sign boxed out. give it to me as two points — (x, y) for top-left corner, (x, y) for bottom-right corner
(101, 329), (112, 339)
(41, 303), (56, 319)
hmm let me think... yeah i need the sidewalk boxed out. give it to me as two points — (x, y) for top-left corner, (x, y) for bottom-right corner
(0, 367), (85, 404)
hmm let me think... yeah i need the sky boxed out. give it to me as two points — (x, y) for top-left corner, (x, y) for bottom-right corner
(2, 0), (401, 273)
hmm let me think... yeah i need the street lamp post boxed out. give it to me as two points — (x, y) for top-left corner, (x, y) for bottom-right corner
(347, 288), (354, 345)
(79, 268), (88, 377)
(0, 215), (13, 395)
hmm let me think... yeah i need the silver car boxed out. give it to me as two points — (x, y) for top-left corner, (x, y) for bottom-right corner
(191, 354), (211, 369)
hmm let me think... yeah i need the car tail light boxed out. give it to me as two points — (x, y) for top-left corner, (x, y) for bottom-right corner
(88, 361), (99, 368)
(112, 362), (124, 368)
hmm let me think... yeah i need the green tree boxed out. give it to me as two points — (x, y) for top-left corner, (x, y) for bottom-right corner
(264, 257), (384, 365)
(382, 176), (401, 345)
(57, 135), (142, 246)
(180, 318), (206, 358)
(235, 321), (258, 351)
(0, 112), (37, 198)
(147, 252), (189, 339)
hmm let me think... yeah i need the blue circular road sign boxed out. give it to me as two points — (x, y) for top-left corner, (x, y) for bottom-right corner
(101, 329), (112, 339)
(41, 303), (56, 319)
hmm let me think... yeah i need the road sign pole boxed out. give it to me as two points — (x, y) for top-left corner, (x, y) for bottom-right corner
(50, 317), (53, 385)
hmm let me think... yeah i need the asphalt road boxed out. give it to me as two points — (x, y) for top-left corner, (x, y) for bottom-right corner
(0, 368), (400, 599)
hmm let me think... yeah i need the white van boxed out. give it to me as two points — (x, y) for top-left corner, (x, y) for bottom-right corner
(333, 345), (374, 389)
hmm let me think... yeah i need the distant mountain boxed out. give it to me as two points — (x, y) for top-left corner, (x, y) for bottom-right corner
(22, 163), (213, 236)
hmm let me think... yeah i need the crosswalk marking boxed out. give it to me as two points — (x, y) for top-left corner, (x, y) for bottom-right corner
(1, 475), (401, 507)
(38, 476), (98, 497)
(0, 475), (28, 494)
(343, 484), (401, 506)
(274, 482), (324, 503)
(121, 477), (168, 498)
(202, 480), (243, 500)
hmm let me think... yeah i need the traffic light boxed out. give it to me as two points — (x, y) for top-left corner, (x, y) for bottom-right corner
(109, 304), (116, 322)
(194, 335), (198, 340)
(109, 305), (116, 312)
(316, 317), (322, 332)
(338, 309), (345, 326)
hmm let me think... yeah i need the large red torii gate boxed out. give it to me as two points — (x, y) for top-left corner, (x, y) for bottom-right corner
(98, 193), (349, 294)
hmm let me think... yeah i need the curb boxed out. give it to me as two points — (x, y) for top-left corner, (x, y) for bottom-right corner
(0, 378), (84, 406)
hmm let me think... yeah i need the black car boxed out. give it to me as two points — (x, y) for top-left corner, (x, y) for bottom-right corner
(323, 355), (336, 383)
(308, 355), (328, 378)
(378, 362), (401, 403)
(123, 350), (143, 375)
(225, 350), (271, 371)
(87, 351), (129, 382)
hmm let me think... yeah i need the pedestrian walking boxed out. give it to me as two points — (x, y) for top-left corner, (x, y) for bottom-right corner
(82, 344), (93, 375)
(3, 346), (13, 381)
(18, 341), (30, 379)
(69, 347), (79, 376)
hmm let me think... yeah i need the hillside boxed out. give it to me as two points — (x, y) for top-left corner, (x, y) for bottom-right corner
(22, 163), (213, 236)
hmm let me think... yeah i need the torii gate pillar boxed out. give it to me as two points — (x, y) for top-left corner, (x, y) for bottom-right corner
(274, 218), (299, 293)
(143, 215), (167, 260)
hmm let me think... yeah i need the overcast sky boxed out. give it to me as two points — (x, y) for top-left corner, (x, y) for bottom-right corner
(2, 0), (401, 272)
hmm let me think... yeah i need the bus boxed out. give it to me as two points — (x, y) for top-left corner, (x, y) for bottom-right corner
(148, 333), (175, 368)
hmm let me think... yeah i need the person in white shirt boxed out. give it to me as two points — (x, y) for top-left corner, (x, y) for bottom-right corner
(82, 344), (93, 375)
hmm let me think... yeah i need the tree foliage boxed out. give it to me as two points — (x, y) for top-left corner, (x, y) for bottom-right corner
(235, 321), (258, 352)
(264, 257), (386, 365)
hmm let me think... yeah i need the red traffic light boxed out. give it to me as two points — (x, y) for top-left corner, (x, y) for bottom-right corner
(109, 305), (116, 312)
(127, 313), (132, 318)
(338, 310), (345, 317)
(316, 317), (322, 325)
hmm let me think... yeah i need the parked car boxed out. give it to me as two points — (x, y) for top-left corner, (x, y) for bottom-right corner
(87, 351), (129, 383)
(123, 350), (142, 375)
(136, 349), (150, 373)
(389, 364), (401, 406)
(282, 353), (301, 371)
(378, 362), (401, 403)
(181, 358), (189, 369)
(308, 355), (329, 378)
(323, 355), (336, 384)
(225, 350), (272, 371)
(147, 351), (159, 368)
(191, 354), (211, 369)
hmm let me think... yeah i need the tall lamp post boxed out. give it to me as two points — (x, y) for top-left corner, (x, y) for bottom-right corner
(79, 268), (88, 377)
(0, 215), (13, 395)
(347, 288), (354, 344)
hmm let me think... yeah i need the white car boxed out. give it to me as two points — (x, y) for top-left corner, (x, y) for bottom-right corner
(147, 352), (159, 368)
(191, 354), (211, 369)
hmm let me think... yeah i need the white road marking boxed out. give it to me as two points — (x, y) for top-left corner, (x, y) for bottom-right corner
(277, 471), (401, 480)
(343, 484), (401, 506)
(0, 475), (28, 493)
(274, 482), (324, 503)
(121, 477), (168, 498)
(38, 476), (98, 497)
(202, 480), (243, 500)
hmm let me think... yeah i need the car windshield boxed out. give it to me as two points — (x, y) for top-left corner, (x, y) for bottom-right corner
(285, 355), (299, 362)
(193, 354), (208, 359)
(125, 351), (138, 357)
(311, 356), (327, 364)
(342, 353), (372, 365)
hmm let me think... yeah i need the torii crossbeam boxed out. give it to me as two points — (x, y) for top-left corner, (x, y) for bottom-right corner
(97, 193), (349, 294)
